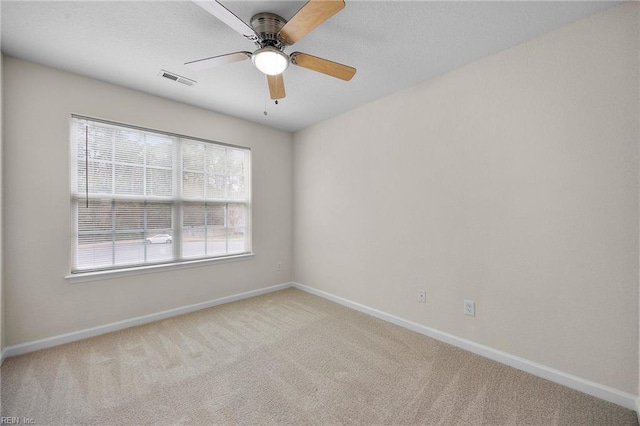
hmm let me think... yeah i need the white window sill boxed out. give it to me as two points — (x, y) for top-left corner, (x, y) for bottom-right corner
(65, 253), (255, 284)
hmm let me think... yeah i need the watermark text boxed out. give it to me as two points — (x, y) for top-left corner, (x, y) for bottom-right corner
(1, 417), (36, 425)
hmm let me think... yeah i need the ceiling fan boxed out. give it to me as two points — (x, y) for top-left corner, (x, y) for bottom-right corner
(185, 0), (356, 100)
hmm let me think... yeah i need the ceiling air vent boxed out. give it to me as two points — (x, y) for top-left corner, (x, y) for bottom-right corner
(158, 69), (197, 86)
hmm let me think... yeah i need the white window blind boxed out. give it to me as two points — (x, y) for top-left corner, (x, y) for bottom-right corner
(70, 116), (251, 273)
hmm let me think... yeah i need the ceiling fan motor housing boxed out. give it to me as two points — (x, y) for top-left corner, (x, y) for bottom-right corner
(250, 13), (287, 49)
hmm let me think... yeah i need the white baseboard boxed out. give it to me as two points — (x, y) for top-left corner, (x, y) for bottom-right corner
(636, 398), (640, 423)
(292, 282), (638, 411)
(1, 282), (293, 363)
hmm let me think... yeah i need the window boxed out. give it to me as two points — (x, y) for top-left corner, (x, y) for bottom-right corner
(70, 116), (251, 273)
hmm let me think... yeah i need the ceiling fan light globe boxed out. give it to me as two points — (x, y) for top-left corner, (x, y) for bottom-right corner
(252, 47), (289, 75)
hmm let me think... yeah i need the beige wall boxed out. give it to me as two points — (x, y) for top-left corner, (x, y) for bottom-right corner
(293, 3), (639, 395)
(2, 57), (293, 346)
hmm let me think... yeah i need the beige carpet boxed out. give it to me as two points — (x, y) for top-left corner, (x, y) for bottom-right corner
(0, 288), (636, 425)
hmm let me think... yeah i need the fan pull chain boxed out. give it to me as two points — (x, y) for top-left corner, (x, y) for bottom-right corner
(264, 80), (269, 117)
(263, 77), (281, 116)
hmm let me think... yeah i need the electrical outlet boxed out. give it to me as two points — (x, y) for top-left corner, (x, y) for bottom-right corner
(464, 300), (475, 317)
(276, 261), (282, 271)
(418, 290), (426, 303)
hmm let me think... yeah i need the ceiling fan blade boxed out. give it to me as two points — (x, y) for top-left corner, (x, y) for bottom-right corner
(185, 51), (251, 71)
(267, 74), (286, 100)
(278, 0), (345, 45)
(290, 52), (356, 81)
(192, 1), (260, 43)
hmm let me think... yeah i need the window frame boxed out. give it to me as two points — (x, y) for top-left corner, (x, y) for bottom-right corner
(67, 115), (253, 281)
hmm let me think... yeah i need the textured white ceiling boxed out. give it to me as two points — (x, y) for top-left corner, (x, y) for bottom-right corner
(1, 1), (619, 132)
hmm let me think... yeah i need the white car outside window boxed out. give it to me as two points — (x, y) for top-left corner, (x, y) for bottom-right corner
(146, 234), (172, 244)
